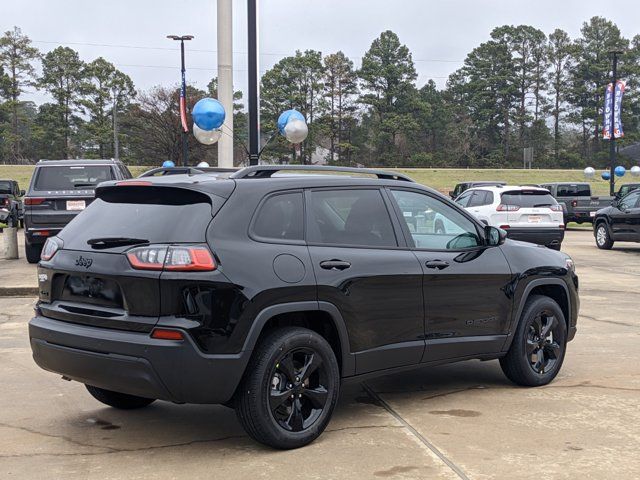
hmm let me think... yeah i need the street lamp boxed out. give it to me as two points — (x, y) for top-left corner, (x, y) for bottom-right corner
(167, 34), (194, 166)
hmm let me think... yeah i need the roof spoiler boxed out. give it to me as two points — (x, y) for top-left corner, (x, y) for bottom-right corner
(229, 165), (414, 182)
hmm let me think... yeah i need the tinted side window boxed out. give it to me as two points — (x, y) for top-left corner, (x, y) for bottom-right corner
(469, 190), (491, 207)
(391, 190), (482, 250)
(308, 189), (397, 247)
(253, 192), (304, 241)
(620, 191), (640, 209)
(455, 191), (473, 207)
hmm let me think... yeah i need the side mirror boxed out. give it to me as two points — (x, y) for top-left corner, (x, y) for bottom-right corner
(611, 198), (620, 208)
(485, 225), (507, 246)
(20, 189), (25, 196)
(448, 191), (455, 199)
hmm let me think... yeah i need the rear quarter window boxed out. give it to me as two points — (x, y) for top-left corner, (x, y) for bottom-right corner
(251, 192), (304, 242)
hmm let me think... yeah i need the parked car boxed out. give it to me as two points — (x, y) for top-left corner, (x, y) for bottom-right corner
(455, 185), (565, 250)
(0, 179), (25, 227)
(540, 182), (613, 224)
(29, 165), (579, 449)
(449, 180), (506, 199)
(23, 159), (132, 263)
(593, 189), (640, 249)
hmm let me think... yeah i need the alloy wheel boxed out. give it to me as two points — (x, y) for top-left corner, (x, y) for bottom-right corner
(269, 348), (329, 432)
(596, 225), (607, 246)
(526, 311), (562, 374)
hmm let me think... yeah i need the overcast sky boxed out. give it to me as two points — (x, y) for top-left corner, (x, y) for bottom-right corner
(5, 0), (640, 105)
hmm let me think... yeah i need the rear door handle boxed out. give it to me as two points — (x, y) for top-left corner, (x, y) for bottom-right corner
(320, 260), (351, 270)
(425, 260), (449, 270)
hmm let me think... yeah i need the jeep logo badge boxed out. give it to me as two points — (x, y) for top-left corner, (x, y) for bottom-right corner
(75, 255), (93, 269)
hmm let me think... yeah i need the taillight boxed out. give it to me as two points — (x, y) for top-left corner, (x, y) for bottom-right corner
(1, 198), (8, 206)
(571, 200), (578, 207)
(559, 224), (565, 230)
(116, 181), (152, 186)
(550, 204), (563, 212)
(41, 237), (63, 261)
(126, 245), (216, 271)
(496, 204), (520, 211)
(499, 224), (510, 229)
(25, 197), (45, 205)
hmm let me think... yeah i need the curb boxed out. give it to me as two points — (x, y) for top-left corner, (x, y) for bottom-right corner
(0, 287), (39, 297)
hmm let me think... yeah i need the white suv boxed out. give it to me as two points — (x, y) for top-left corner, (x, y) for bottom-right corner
(454, 185), (565, 250)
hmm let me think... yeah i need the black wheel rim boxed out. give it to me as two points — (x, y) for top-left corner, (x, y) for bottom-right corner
(526, 310), (562, 375)
(268, 348), (329, 432)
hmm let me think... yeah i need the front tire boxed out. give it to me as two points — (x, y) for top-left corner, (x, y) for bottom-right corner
(500, 295), (567, 387)
(235, 327), (340, 449)
(595, 222), (614, 250)
(85, 385), (155, 409)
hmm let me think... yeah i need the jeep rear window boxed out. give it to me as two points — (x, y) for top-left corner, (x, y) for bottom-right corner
(501, 191), (558, 208)
(555, 184), (591, 197)
(59, 187), (219, 249)
(34, 165), (114, 190)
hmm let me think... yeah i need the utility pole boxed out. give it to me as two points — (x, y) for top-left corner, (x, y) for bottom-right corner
(113, 96), (119, 160)
(247, 0), (260, 165)
(167, 34), (194, 166)
(217, 0), (234, 167)
(608, 49), (623, 197)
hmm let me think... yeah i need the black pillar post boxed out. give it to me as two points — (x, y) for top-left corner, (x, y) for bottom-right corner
(180, 39), (188, 167)
(247, 0), (260, 165)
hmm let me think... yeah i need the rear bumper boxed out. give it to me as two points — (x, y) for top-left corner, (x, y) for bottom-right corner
(25, 227), (63, 245)
(567, 211), (594, 223)
(505, 227), (565, 247)
(29, 315), (249, 404)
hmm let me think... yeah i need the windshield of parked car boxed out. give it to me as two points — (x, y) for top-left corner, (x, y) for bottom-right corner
(33, 165), (114, 190)
(501, 191), (559, 208)
(0, 181), (13, 194)
(555, 184), (591, 197)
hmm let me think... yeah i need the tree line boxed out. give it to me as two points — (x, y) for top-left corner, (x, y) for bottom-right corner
(1, 17), (639, 168)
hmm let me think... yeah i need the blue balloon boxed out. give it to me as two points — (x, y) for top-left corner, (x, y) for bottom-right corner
(162, 160), (175, 168)
(277, 109), (305, 134)
(601, 171), (611, 181)
(192, 98), (226, 131)
(614, 165), (626, 177)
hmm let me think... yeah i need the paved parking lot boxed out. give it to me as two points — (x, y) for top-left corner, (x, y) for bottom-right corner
(1, 230), (638, 479)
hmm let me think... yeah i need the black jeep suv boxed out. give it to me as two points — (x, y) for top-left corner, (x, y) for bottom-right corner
(29, 166), (579, 449)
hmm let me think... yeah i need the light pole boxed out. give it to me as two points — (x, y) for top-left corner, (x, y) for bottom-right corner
(247, 0), (260, 165)
(167, 34), (194, 166)
(608, 49), (623, 197)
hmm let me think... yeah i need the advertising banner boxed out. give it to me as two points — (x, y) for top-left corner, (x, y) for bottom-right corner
(603, 80), (625, 140)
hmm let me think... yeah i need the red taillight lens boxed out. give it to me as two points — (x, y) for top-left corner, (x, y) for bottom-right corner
(116, 181), (152, 186)
(496, 204), (520, 212)
(571, 200), (578, 207)
(559, 224), (565, 230)
(25, 197), (45, 205)
(499, 224), (510, 229)
(150, 328), (184, 341)
(126, 245), (216, 271)
(1, 198), (8, 206)
(41, 237), (62, 261)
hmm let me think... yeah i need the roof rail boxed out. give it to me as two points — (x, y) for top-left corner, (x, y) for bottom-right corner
(229, 165), (414, 182)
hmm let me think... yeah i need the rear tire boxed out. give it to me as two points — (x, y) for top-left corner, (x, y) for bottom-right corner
(595, 222), (614, 250)
(85, 385), (155, 409)
(235, 327), (340, 449)
(25, 241), (42, 264)
(500, 295), (567, 387)
(548, 244), (561, 251)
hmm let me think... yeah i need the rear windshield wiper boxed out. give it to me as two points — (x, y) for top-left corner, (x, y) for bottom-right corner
(74, 182), (97, 188)
(87, 237), (149, 249)
(533, 203), (554, 207)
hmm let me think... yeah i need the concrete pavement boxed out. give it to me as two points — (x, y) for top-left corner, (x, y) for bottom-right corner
(0, 230), (639, 479)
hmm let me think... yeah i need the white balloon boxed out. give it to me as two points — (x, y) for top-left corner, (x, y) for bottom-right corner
(284, 119), (309, 144)
(631, 165), (640, 177)
(193, 124), (222, 145)
(197, 161), (210, 168)
(584, 166), (595, 179)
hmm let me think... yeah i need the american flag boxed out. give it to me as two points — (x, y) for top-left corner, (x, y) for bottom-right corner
(180, 71), (188, 133)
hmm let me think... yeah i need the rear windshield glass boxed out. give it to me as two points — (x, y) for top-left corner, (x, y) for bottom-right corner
(0, 181), (13, 194)
(501, 191), (558, 208)
(555, 184), (591, 197)
(34, 165), (114, 190)
(59, 188), (218, 248)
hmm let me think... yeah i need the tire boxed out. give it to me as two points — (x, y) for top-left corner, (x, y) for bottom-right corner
(85, 385), (155, 410)
(500, 295), (567, 387)
(25, 241), (42, 264)
(548, 244), (561, 251)
(595, 222), (614, 250)
(235, 327), (340, 449)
